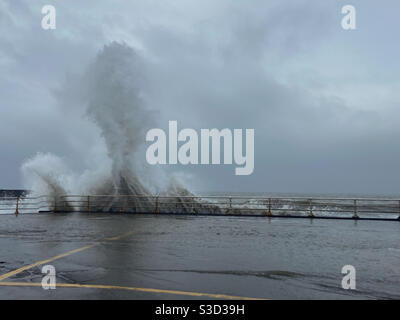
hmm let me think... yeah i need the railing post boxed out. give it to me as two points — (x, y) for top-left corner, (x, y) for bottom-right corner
(353, 199), (359, 219)
(86, 196), (90, 213)
(398, 200), (400, 221)
(15, 196), (20, 216)
(228, 197), (232, 214)
(54, 196), (57, 213)
(308, 199), (314, 217)
(191, 197), (195, 214)
(267, 198), (272, 216)
(154, 197), (159, 214)
(118, 196), (124, 213)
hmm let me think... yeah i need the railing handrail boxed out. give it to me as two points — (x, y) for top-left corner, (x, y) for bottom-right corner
(8, 194), (400, 202)
(1, 193), (400, 220)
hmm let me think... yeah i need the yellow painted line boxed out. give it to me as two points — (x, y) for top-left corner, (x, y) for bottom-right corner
(0, 235), (25, 238)
(0, 244), (97, 281)
(0, 281), (265, 300)
(0, 229), (265, 300)
(105, 230), (135, 241)
(0, 229), (135, 282)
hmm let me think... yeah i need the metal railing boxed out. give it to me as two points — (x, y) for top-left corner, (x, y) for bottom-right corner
(1, 194), (400, 220)
(0, 195), (54, 214)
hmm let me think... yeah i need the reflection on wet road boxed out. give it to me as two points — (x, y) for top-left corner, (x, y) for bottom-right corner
(0, 213), (399, 299)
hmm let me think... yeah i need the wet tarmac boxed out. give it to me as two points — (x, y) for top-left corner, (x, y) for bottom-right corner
(0, 212), (399, 299)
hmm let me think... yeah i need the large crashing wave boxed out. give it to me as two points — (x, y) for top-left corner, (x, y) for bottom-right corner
(21, 42), (219, 214)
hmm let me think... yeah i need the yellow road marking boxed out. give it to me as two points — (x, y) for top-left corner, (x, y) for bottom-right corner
(0, 244), (97, 281)
(0, 230), (135, 282)
(0, 281), (265, 300)
(0, 229), (265, 300)
(105, 230), (135, 241)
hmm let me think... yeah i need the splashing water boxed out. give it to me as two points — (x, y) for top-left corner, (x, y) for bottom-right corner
(20, 42), (209, 213)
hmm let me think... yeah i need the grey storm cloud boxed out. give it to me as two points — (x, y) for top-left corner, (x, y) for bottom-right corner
(1, 0), (400, 195)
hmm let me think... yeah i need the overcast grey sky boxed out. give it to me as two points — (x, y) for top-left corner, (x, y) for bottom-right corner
(1, 0), (400, 195)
